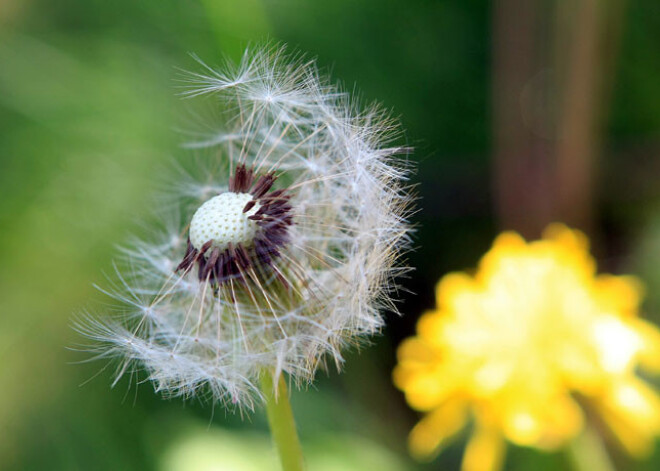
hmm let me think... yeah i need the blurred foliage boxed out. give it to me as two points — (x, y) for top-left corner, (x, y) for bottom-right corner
(0, 0), (659, 470)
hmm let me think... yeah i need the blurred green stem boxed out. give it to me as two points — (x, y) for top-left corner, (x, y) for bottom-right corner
(261, 373), (305, 471)
(566, 423), (616, 471)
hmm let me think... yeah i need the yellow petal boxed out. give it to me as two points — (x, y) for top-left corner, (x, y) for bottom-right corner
(393, 337), (460, 411)
(539, 395), (584, 449)
(401, 373), (456, 411)
(478, 232), (525, 279)
(542, 223), (588, 253)
(634, 318), (660, 372)
(594, 275), (644, 316)
(597, 378), (660, 457)
(461, 418), (505, 471)
(409, 399), (468, 461)
(436, 273), (473, 308)
(491, 231), (526, 251)
(417, 312), (446, 346)
(395, 337), (437, 365)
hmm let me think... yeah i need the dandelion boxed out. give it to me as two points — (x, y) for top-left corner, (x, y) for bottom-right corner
(78, 45), (412, 469)
(394, 224), (660, 471)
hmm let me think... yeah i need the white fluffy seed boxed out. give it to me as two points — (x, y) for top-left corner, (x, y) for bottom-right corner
(189, 192), (260, 253)
(84, 46), (413, 409)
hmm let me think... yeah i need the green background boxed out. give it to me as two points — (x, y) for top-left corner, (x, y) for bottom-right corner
(1, 0), (659, 470)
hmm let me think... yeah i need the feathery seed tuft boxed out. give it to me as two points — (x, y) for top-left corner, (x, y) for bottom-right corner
(77, 45), (414, 409)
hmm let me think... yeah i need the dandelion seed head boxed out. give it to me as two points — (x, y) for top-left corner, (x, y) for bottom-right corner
(189, 192), (261, 252)
(80, 44), (413, 409)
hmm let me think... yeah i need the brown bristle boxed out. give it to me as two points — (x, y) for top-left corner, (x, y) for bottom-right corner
(176, 164), (294, 287)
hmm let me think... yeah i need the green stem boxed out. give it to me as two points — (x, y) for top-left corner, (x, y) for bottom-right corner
(566, 423), (616, 471)
(261, 373), (305, 471)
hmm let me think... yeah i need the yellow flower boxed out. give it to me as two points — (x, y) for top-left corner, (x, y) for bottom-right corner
(394, 224), (660, 471)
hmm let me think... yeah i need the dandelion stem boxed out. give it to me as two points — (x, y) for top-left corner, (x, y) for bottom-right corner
(261, 373), (305, 471)
(566, 423), (616, 471)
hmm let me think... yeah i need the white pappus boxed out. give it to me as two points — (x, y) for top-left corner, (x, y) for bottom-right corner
(77, 45), (414, 410)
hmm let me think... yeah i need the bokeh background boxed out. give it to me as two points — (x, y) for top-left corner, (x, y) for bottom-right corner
(1, 0), (660, 470)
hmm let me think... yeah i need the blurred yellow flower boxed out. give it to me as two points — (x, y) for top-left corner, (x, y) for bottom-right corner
(394, 224), (660, 471)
